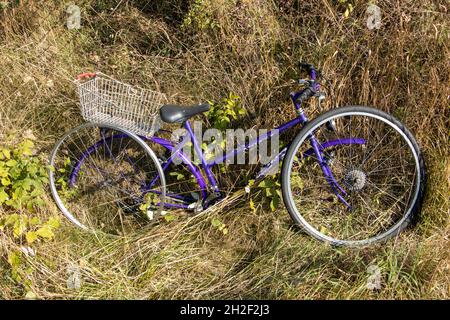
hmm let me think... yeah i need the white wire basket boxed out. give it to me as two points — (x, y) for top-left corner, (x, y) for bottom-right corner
(75, 72), (167, 136)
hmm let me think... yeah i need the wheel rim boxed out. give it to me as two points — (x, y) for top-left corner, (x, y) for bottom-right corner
(286, 111), (421, 245)
(49, 123), (165, 235)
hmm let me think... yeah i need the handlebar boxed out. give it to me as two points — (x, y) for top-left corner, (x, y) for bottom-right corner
(292, 62), (321, 103)
(291, 62), (330, 109)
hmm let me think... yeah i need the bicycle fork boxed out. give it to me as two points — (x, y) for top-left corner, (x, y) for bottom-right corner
(308, 134), (352, 208)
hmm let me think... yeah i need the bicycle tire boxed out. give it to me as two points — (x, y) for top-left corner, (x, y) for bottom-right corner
(49, 122), (166, 234)
(281, 106), (426, 246)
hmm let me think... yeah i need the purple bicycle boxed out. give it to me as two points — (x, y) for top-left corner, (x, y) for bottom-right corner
(49, 63), (425, 246)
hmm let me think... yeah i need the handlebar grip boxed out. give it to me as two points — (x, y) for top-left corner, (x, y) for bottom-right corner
(76, 72), (97, 81)
(297, 87), (314, 102)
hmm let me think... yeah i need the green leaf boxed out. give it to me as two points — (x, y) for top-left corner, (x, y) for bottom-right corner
(276, 189), (282, 198)
(259, 179), (274, 189)
(319, 226), (328, 235)
(13, 217), (27, 237)
(258, 180), (267, 188)
(211, 218), (221, 227)
(3, 214), (19, 226)
(21, 178), (33, 191)
(32, 198), (45, 207)
(26, 231), (38, 244)
(0, 188), (9, 203)
(164, 214), (176, 222)
(36, 226), (54, 239)
(46, 217), (60, 229)
(24, 291), (37, 300)
(1, 148), (11, 159)
(30, 188), (43, 197)
(28, 165), (38, 176)
(0, 166), (8, 178)
(1, 176), (11, 186)
(270, 194), (280, 212)
(29, 217), (41, 225)
(20, 140), (34, 155)
(343, 8), (349, 18)
(139, 202), (149, 212)
(169, 171), (185, 181)
(7, 251), (21, 267)
(5, 159), (17, 167)
(249, 198), (256, 212)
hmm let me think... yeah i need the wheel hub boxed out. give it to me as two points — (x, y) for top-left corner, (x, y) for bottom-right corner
(344, 169), (366, 191)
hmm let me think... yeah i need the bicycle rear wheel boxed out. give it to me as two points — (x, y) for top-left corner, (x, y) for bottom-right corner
(49, 123), (166, 235)
(281, 106), (425, 246)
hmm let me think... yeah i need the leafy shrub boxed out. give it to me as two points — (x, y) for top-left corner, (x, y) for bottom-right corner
(247, 176), (282, 213)
(0, 139), (48, 211)
(181, 0), (218, 32)
(0, 214), (60, 244)
(198, 92), (246, 161)
(204, 92), (284, 212)
(205, 92), (246, 131)
(0, 137), (60, 296)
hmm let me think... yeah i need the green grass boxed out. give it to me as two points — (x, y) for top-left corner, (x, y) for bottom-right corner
(0, 0), (448, 299)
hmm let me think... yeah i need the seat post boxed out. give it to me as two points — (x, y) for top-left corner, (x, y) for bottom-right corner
(183, 120), (219, 192)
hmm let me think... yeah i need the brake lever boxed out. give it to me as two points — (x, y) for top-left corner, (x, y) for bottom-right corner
(298, 79), (314, 86)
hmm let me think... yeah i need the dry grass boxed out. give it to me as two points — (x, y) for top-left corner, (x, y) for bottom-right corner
(0, 0), (448, 299)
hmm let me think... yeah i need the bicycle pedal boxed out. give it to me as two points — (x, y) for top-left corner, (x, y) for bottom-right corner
(187, 199), (203, 213)
(146, 209), (167, 220)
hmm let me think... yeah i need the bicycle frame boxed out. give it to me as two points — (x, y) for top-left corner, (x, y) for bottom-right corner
(147, 116), (306, 207)
(69, 67), (365, 210)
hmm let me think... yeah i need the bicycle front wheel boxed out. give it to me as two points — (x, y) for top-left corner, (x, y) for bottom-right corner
(49, 123), (166, 235)
(281, 106), (425, 246)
